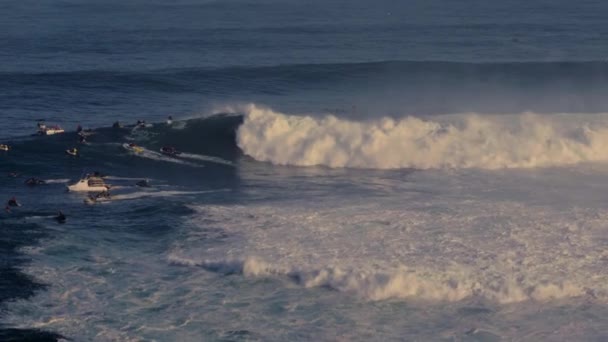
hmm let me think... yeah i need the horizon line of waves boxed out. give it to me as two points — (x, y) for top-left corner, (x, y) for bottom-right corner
(167, 255), (585, 304)
(236, 104), (608, 170)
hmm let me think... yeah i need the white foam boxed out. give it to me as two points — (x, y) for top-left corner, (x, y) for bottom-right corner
(44, 178), (70, 184)
(236, 104), (608, 169)
(123, 145), (202, 167)
(173, 198), (608, 304)
(110, 190), (218, 201)
(179, 153), (234, 166)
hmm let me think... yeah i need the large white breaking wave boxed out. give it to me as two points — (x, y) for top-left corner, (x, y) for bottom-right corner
(236, 105), (608, 169)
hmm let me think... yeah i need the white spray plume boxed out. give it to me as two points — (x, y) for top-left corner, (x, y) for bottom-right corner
(236, 104), (608, 169)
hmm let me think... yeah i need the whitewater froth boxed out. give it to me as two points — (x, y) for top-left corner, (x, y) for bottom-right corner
(237, 105), (608, 169)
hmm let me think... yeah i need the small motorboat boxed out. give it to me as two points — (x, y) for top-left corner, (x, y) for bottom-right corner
(160, 146), (181, 156)
(0, 144), (9, 151)
(123, 143), (144, 154)
(67, 174), (110, 192)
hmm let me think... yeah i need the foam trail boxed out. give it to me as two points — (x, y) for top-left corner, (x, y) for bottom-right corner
(45, 179), (70, 184)
(110, 190), (224, 201)
(104, 176), (159, 181)
(123, 145), (202, 167)
(179, 153), (234, 166)
(236, 105), (608, 170)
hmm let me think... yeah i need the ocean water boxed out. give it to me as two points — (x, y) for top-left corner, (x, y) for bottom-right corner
(3, 0), (608, 341)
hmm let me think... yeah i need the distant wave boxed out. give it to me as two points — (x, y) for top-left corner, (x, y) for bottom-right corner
(237, 105), (608, 170)
(3, 60), (608, 93)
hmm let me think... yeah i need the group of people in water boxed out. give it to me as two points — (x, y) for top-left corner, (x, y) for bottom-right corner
(5, 116), (176, 223)
(4, 196), (65, 223)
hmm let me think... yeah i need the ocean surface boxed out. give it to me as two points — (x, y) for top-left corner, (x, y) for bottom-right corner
(3, 0), (608, 340)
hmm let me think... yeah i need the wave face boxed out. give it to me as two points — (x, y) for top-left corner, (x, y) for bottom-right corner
(237, 105), (608, 170)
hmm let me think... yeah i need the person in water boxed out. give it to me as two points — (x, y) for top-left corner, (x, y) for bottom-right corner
(7, 197), (19, 207)
(67, 147), (78, 156)
(55, 211), (66, 223)
(25, 177), (45, 186)
(79, 135), (87, 144)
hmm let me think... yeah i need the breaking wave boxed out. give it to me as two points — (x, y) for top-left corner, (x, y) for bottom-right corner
(237, 105), (608, 170)
(168, 255), (584, 304)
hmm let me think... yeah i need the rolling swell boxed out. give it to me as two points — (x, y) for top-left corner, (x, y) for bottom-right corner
(2, 60), (608, 93)
(3, 60), (608, 118)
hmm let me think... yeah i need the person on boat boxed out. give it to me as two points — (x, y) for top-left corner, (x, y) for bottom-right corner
(7, 197), (19, 207)
(76, 125), (82, 133)
(112, 121), (122, 129)
(55, 211), (66, 223)
(167, 115), (173, 125)
(79, 135), (87, 144)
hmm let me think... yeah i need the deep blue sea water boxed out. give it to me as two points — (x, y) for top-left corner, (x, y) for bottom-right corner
(3, 0), (608, 341)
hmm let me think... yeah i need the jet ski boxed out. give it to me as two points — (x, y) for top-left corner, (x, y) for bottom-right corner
(65, 148), (79, 157)
(123, 143), (144, 153)
(0, 144), (9, 151)
(25, 177), (46, 186)
(135, 179), (150, 187)
(84, 191), (111, 204)
(160, 146), (181, 156)
(7, 197), (20, 207)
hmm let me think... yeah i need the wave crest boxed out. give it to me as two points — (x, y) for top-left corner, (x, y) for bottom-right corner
(169, 255), (583, 303)
(237, 105), (608, 169)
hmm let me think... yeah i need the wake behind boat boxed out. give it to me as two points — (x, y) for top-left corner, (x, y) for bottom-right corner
(160, 146), (181, 157)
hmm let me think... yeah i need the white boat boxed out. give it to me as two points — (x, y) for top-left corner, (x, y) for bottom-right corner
(38, 125), (65, 135)
(67, 175), (110, 192)
(0, 144), (9, 151)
